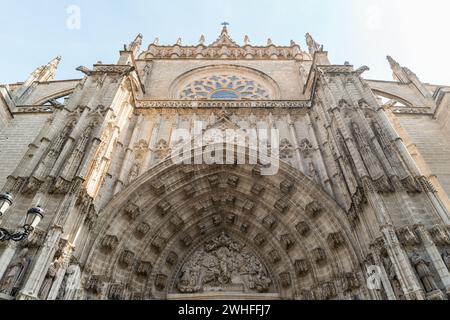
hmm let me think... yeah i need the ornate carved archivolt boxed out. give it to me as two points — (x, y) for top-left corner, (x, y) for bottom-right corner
(83, 154), (361, 300)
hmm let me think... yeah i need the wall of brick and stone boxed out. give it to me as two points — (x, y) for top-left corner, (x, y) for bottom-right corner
(0, 113), (50, 187)
(396, 113), (450, 197)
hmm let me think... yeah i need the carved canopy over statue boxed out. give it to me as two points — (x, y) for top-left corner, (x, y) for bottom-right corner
(176, 232), (273, 294)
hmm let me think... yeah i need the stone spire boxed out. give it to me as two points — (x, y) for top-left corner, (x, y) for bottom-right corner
(199, 35), (205, 45)
(387, 56), (432, 100)
(387, 56), (410, 84)
(210, 22), (238, 47)
(31, 56), (61, 83)
(14, 56), (61, 104)
(128, 33), (143, 55)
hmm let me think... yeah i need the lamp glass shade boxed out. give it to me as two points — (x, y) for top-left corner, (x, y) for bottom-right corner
(0, 193), (13, 216)
(25, 207), (44, 229)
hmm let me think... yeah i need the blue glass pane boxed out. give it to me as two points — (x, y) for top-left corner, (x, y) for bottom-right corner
(210, 90), (239, 100)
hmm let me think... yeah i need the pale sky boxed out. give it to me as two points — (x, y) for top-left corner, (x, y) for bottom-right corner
(0, 0), (449, 85)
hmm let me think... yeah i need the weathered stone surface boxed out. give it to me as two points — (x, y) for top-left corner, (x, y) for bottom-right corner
(1, 25), (449, 301)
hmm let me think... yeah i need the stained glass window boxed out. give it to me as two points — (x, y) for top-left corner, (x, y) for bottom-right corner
(210, 90), (239, 100)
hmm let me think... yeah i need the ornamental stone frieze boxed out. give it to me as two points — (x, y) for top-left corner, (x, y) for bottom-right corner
(138, 25), (310, 62)
(136, 100), (310, 109)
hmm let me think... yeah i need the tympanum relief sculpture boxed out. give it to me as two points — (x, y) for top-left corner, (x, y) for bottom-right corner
(176, 232), (273, 294)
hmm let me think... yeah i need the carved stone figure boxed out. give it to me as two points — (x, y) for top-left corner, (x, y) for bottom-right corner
(442, 249), (450, 272)
(38, 261), (60, 299)
(128, 162), (141, 183)
(410, 252), (438, 293)
(0, 248), (32, 296)
(56, 265), (81, 300)
(384, 254), (406, 301)
(176, 232), (273, 294)
(305, 33), (322, 55)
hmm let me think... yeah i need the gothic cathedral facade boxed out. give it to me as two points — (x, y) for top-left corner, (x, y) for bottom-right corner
(1, 26), (450, 300)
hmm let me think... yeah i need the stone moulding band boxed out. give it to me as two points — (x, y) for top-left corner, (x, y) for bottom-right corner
(13, 106), (54, 114)
(136, 100), (311, 109)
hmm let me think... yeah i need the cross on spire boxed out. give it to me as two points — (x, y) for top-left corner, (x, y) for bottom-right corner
(221, 22), (230, 27)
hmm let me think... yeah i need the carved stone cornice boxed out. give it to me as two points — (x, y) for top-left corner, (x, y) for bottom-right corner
(316, 65), (355, 75)
(139, 45), (310, 61)
(92, 64), (135, 76)
(135, 100), (310, 109)
(390, 107), (433, 115)
(13, 105), (54, 114)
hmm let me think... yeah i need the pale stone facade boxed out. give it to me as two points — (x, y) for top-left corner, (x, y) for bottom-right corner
(0, 26), (450, 300)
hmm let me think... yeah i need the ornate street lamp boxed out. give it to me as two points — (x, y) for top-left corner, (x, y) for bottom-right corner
(0, 192), (44, 242)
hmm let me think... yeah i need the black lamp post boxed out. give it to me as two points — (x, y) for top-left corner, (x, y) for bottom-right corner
(0, 192), (44, 242)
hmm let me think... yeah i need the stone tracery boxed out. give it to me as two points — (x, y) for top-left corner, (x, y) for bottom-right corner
(179, 74), (271, 100)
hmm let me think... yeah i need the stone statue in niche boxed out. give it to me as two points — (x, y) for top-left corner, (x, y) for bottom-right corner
(410, 251), (438, 293)
(0, 248), (32, 296)
(383, 255), (405, 300)
(442, 249), (450, 272)
(56, 264), (81, 300)
(128, 162), (141, 184)
(307, 160), (320, 184)
(176, 232), (272, 294)
(38, 261), (60, 299)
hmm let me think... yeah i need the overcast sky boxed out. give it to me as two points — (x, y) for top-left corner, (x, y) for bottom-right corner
(0, 0), (449, 85)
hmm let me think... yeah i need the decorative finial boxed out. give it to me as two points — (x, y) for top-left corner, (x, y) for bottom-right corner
(199, 35), (205, 45)
(386, 56), (398, 68)
(221, 22), (230, 34)
(244, 35), (250, 45)
(267, 38), (273, 46)
(305, 33), (323, 55)
(176, 37), (182, 46)
(152, 37), (160, 45)
(290, 40), (296, 46)
(128, 33), (143, 53)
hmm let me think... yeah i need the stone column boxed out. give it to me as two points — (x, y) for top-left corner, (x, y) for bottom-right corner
(16, 227), (62, 300)
(363, 181), (426, 299)
(369, 246), (397, 300)
(286, 115), (305, 173)
(305, 113), (333, 195)
(0, 242), (17, 280)
(114, 114), (144, 194)
(47, 244), (74, 300)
